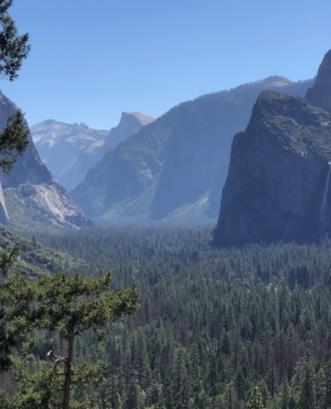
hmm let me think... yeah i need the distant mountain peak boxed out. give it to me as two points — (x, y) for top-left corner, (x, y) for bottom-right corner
(32, 112), (152, 191)
(122, 112), (154, 125)
(118, 111), (153, 128)
(31, 120), (109, 189)
(306, 49), (331, 112)
(103, 111), (153, 151)
(42, 119), (59, 125)
(258, 76), (292, 87)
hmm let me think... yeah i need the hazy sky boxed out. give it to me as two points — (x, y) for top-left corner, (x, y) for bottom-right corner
(1, 0), (331, 129)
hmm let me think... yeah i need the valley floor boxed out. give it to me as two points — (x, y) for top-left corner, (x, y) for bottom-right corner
(30, 225), (331, 409)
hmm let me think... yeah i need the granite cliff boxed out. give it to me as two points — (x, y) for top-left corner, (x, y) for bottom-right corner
(214, 51), (331, 245)
(306, 50), (331, 112)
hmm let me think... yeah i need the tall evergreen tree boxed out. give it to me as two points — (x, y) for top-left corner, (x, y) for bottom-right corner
(2, 272), (139, 409)
(298, 362), (315, 409)
(247, 386), (265, 409)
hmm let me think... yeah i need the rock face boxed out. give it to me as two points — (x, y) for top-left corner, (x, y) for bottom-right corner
(32, 113), (153, 191)
(306, 50), (331, 112)
(72, 77), (312, 222)
(4, 182), (92, 230)
(214, 90), (331, 245)
(104, 112), (154, 152)
(214, 49), (331, 246)
(0, 91), (92, 230)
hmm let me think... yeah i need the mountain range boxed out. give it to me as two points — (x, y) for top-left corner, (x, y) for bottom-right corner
(32, 112), (153, 190)
(214, 50), (331, 245)
(71, 77), (312, 223)
(2, 62), (321, 231)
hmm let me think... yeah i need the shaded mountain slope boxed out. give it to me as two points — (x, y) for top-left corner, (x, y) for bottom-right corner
(72, 77), (312, 222)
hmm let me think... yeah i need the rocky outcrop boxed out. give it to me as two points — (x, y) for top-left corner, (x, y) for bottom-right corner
(0, 91), (92, 230)
(214, 91), (331, 246)
(104, 112), (153, 152)
(32, 113), (153, 191)
(4, 182), (92, 230)
(72, 77), (312, 222)
(306, 50), (331, 112)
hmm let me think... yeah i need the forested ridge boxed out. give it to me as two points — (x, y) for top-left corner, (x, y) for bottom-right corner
(32, 226), (331, 408)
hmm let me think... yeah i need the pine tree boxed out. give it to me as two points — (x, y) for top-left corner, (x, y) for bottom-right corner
(247, 386), (265, 409)
(0, 0), (30, 172)
(124, 370), (146, 409)
(2, 272), (139, 409)
(0, 0), (31, 373)
(298, 362), (315, 409)
(315, 367), (327, 409)
(0, 0), (30, 80)
(280, 380), (289, 409)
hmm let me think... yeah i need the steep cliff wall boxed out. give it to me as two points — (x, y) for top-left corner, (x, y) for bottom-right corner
(214, 91), (331, 245)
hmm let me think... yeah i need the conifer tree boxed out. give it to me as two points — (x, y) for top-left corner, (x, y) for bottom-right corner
(0, 0), (31, 371)
(280, 380), (289, 409)
(247, 385), (265, 409)
(315, 367), (327, 409)
(298, 361), (315, 409)
(0, 0), (30, 172)
(2, 272), (139, 409)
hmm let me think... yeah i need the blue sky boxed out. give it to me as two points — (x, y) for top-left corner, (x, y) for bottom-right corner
(1, 0), (331, 129)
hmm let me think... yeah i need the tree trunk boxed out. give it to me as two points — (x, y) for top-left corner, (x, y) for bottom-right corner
(62, 334), (74, 409)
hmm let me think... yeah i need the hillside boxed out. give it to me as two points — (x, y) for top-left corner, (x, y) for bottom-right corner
(0, 226), (86, 277)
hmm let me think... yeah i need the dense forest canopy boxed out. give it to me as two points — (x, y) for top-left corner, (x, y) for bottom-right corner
(28, 225), (331, 409)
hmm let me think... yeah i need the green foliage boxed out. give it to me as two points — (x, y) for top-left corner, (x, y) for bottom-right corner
(1, 271), (139, 408)
(0, 225), (89, 373)
(0, 226), (88, 277)
(0, 272), (35, 371)
(0, 245), (18, 277)
(4, 358), (62, 409)
(2, 226), (331, 408)
(0, 0), (30, 81)
(0, 110), (29, 173)
(248, 386), (265, 409)
(32, 272), (138, 337)
(0, 0), (31, 173)
(0, 246), (20, 371)
(35, 226), (331, 408)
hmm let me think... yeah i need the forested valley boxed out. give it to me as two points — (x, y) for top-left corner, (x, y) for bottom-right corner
(0, 1), (329, 408)
(25, 226), (331, 409)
